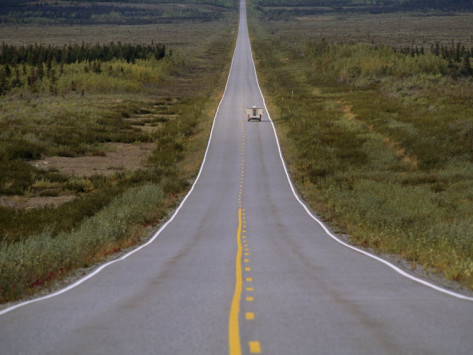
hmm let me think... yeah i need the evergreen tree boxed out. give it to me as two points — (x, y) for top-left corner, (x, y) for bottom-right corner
(12, 68), (22, 88)
(462, 54), (472, 76)
(0, 68), (9, 95)
(455, 42), (462, 63)
(49, 68), (57, 95)
(4, 64), (11, 78)
(37, 62), (44, 80)
(27, 67), (37, 91)
(46, 57), (52, 78)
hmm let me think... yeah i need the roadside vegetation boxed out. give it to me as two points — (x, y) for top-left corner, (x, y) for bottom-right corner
(248, 0), (473, 289)
(0, 1), (237, 302)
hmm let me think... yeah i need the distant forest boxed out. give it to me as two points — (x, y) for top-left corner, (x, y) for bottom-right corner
(0, 0), (235, 25)
(254, 0), (473, 18)
(255, 0), (473, 10)
(0, 42), (167, 66)
(0, 0), (235, 5)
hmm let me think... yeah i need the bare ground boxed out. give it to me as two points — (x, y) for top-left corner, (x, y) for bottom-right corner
(0, 195), (77, 210)
(0, 142), (155, 210)
(31, 142), (155, 177)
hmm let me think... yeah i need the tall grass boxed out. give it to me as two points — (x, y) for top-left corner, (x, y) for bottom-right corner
(0, 184), (165, 301)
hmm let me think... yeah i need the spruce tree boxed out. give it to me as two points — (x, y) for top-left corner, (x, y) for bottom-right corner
(37, 62), (44, 80)
(28, 67), (37, 91)
(463, 54), (472, 76)
(0, 68), (9, 95)
(12, 68), (22, 88)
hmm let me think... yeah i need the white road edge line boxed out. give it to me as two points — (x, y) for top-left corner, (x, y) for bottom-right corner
(246, 27), (473, 303)
(0, 22), (242, 317)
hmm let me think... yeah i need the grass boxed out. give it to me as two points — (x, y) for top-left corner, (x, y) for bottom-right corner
(0, 6), (237, 302)
(248, 3), (473, 289)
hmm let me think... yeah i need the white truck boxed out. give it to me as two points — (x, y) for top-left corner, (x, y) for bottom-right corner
(246, 106), (264, 122)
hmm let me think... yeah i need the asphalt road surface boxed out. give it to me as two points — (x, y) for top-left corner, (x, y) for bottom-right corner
(1, 1), (473, 354)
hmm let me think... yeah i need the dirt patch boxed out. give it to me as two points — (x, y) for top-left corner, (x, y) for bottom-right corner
(1, 142), (156, 210)
(382, 136), (419, 168)
(0, 195), (76, 210)
(342, 104), (357, 121)
(31, 142), (155, 177)
(131, 124), (161, 133)
(341, 103), (418, 169)
(296, 15), (333, 22)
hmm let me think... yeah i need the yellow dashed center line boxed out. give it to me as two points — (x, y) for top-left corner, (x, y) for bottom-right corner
(228, 208), (243, 355)
(229, 71), (262, 355)
(249, 341), (262, 354)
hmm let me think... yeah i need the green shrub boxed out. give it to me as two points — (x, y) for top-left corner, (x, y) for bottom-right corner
(0, 184), (165, 301)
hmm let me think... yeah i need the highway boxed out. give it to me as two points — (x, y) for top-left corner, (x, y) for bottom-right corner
(1, 1), (473, 354)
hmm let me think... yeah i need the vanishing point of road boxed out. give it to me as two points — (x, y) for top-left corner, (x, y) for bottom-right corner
(1, 1), (473, 354)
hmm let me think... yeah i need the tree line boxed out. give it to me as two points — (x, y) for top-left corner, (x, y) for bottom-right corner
(0, 42), (168, 95)
(255, 0), (473, 19)
(306, 39), (473, 80)
(399, 42), (473, 76)
(255, 0), (473, 11)
(0, 1), (229, 25)
(0, 42), (167, 66)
